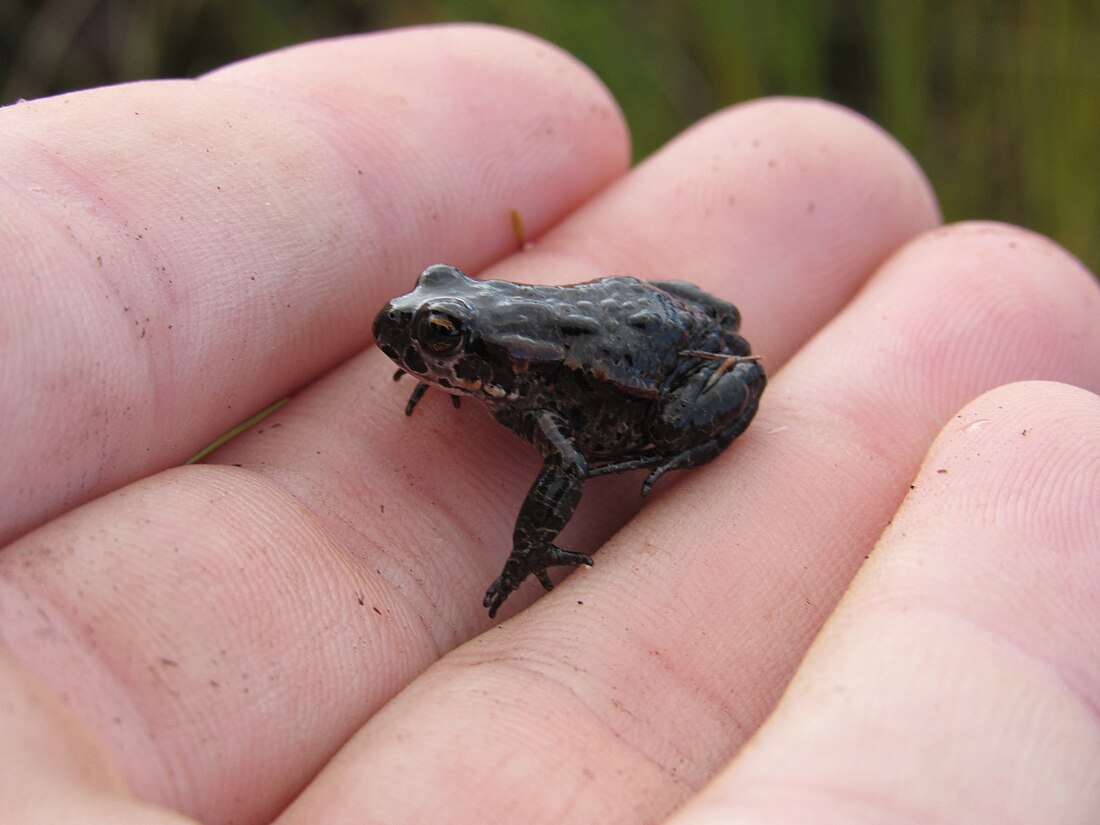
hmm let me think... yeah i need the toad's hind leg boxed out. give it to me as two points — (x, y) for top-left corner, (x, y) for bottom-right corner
(640, 354), (766, 496)
(640, 398), (758, 495)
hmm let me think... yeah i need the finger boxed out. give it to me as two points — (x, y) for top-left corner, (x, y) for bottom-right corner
(0, 646), (195, 824)
(0, 24), (627, 544)
(0, 24), (629, 825)
(669, 382), (1100, 824)
(0, 97), (936, 824)
(489, 96), (941, 366)
(281, 224), (1100, 824)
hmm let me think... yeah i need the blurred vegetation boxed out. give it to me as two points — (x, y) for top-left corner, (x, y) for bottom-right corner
(2, 0), (1096, 273)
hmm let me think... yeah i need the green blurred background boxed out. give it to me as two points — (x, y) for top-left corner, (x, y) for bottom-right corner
(2, 1), (1096, 274)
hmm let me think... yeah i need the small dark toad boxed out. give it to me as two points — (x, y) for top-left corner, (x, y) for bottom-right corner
(372, 264), (766, 617)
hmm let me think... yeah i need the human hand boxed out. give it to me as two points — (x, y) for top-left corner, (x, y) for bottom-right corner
(2, 24), (1098, 825)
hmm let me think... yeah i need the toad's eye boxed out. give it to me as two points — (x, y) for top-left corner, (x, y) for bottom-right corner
(417, 310), (465, 354)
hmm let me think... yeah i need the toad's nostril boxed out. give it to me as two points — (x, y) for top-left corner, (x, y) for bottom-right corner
(372, 304), (400, 339)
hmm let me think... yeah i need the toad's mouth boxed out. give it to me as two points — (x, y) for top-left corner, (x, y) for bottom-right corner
(434, 374), (518, 403)
(419, 373), (481, 395)
(450, 376), (482, 393)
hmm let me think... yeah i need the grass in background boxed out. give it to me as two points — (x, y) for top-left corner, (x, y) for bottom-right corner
(2, 0), (1097, 273)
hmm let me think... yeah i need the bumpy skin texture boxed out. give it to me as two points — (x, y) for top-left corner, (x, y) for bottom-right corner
(372, 264), (766, 616)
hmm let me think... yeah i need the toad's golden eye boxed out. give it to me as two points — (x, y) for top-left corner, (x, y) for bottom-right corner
(417, 310), (464, 354)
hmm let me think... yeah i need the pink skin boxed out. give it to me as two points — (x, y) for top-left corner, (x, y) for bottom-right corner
(2, 23), (1099, 825)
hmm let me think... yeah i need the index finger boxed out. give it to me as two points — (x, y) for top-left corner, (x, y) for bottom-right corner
(0, 24), (628, 544)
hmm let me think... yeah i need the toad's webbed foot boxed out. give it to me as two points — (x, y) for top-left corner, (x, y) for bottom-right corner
(483, 545), (594, 618)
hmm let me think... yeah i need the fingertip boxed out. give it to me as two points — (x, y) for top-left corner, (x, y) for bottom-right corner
(910, 378), (1100, 561)
(876, 221), (1100, 392)
(205, 24), (631, 183)
(696, 96), (940, 221)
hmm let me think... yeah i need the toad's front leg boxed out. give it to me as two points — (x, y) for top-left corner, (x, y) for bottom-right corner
(484, 410), (593, 618)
